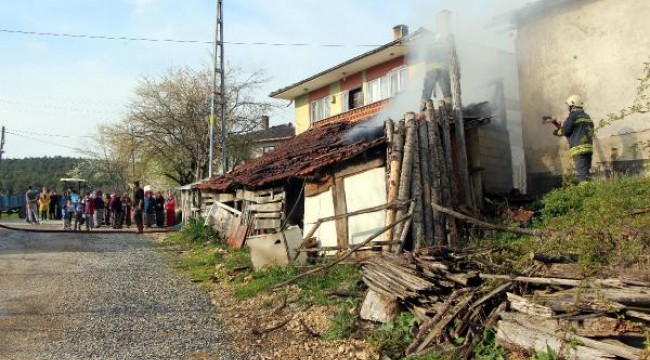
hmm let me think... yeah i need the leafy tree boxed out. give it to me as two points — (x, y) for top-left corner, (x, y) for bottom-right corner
(0, 156), (81, 194)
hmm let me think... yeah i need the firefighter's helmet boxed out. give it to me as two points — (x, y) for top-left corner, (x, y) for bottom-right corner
(565, 94), (584, 108)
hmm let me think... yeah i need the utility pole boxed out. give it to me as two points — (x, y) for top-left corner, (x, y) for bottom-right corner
(0, 126), (5, 174)
(208, 0), (227, 176)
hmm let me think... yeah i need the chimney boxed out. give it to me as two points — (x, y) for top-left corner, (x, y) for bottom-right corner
(392, 25), (409, 40)
(436, 10), (452, 36)
(260, 115), (269, 131)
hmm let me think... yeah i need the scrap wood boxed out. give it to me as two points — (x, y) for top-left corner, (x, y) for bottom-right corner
(299, 318), (321, 338)
(251, 317), (292, 335)
(272, 209), (413, 290)
(479, 274), (630, 288)
(460, 301), (507, 358)
(431, 202), (543, 236)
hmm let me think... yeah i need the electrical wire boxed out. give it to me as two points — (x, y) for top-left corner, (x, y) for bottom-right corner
(6, 128), (93, 139)
(5, 131), (83, 152)
(0, 28), (381, 48)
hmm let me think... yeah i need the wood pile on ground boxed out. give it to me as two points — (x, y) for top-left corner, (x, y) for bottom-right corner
(359, 248), (650, 359)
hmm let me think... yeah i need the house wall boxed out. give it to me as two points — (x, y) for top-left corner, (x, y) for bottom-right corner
(516, 0), (650, 193)
(303, 163), (386, 249)
(293, 56), (406, 134)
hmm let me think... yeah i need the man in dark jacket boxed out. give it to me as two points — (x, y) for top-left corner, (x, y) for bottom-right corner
(133, 181), (145, 234)
(554, 95), (594, 182)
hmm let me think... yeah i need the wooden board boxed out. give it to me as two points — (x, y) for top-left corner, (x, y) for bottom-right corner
(253, 212), (282, 219)
(226, 215), (248, 249)
(332, 180), (348, 249)
(236, 189), (284, 203)
(253, 218), (282, 230)
(247, 202), (283, 212)
(304, 175), (334, 197)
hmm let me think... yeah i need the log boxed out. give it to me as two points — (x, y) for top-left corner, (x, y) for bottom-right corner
(425, 101), (446, 245)
(506, 292), (555, 317)
(600, 286), (650, 307)
(534, 290), (627, 313)
(360, 289), (401, 323)
(417, 118), (435, 247)
(495, 320), (617, 360)
(385, 120), (405, 249)
(480, 274), (629, 288)
(448, 34), (473, 210)
(393, 114), (417, 247)
(410, 121), (425, 250)
(626, 310), (650, 322)
(431, 203), (543, 236)
(500, 311), (646, 338)
(397, 201), (416, 253)
(437, 102), (460, 246)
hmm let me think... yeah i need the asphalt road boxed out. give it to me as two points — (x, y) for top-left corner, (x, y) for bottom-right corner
(0, 228), (237, 360)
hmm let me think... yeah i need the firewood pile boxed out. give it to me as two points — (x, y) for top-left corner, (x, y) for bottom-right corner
(360, 249), (650, 358)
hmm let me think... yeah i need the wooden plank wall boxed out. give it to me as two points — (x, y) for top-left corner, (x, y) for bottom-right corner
(478, 127), (513, 194)
(236, 187), (285, 235)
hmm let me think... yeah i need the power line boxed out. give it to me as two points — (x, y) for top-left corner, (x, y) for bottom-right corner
(6, 128), (93, 139)
(0, 28), (381, 48)
(5, 131), (83, 152)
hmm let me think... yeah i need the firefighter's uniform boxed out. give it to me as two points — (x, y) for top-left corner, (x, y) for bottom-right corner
(421, 35), (452, 108)
(555, 95), (594, 182)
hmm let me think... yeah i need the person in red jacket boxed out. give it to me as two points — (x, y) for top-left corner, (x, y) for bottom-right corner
(165, 194), (176, 227)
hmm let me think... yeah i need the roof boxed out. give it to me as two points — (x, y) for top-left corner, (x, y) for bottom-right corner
(196, 102), (389, 192)
(249, 123), (295, 142)
(269, 29), (428, 100)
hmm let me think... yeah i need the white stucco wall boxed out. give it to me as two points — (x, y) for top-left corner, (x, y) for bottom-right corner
(343, 167), (387, 245)
(304, 188), (337, 248)
(516, 0), (650, 192)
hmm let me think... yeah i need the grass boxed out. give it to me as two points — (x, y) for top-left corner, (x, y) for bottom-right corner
(370, 312), (417, 358)
(478, 176), (650, 272)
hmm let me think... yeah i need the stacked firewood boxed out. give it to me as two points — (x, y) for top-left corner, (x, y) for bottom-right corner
(360, 249), (650, 358)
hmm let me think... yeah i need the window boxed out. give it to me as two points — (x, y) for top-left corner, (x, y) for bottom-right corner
(310, 96), (330, 123)
(342, 87), (364, 112)
(366, 67), (408, 103)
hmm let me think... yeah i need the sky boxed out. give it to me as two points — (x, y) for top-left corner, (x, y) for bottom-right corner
(0, 0), (530, 159)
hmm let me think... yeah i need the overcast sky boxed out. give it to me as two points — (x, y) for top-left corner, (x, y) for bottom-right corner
(0, 0), (529, 158)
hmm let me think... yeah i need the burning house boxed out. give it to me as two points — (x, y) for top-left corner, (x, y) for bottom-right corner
(194, 13), (518, 262)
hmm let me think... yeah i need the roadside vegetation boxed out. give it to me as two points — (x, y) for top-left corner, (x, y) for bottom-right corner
(165, 175), (649, 359)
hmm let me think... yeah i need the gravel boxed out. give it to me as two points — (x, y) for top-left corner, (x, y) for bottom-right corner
(0, 229), (242, 360)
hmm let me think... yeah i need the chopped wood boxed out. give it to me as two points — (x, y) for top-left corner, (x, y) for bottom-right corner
(533, 290), (627, 314)
(410, 120), (425, 250)
(432, 203), (543, 236)
(437, 102), (460, 246)
(479, 274), (627, 288)
(417, 119), (435, 247)
(626, 310), (650, 322)
(360, 289), (401, 323)
(495, 319), (617, 359)
(506, 292), (555, 317)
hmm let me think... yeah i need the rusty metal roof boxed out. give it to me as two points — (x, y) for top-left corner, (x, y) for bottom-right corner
(196, 108), (386, 192)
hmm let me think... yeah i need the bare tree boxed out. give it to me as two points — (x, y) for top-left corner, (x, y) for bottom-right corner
(90, 65), (276, 187)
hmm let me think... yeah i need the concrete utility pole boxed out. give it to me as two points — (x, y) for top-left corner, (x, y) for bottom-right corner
(208, 0), (227, 176)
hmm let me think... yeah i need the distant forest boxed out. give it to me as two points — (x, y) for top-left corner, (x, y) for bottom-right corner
(0, 157), (82, 195)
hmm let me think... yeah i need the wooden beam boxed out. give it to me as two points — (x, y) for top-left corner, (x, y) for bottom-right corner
(393, 113), (417, 248)
(253, 212), (282, 219)
(332, 179), (349, 250)
(418, 117), (435, 247)
(235, 189), (284, 203)
(304, 175), (334, 197)
(410, 120), (425, 250)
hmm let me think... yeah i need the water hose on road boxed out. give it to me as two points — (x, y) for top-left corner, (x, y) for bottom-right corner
(0, 222), (176, 234)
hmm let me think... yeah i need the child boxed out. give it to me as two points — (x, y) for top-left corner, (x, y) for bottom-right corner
(63, 200), (75, 230)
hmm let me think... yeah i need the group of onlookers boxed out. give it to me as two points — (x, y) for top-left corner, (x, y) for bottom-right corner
(24, 183), (177, 232)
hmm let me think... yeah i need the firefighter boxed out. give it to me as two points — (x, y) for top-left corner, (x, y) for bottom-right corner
(421, 33), (452, 110)
(553, 95), (594, 182)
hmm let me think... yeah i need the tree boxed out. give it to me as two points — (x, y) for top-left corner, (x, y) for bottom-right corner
(117, 65), (276, 185)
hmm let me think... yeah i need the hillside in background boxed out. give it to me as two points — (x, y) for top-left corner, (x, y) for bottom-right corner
(0, 157), (82, 195)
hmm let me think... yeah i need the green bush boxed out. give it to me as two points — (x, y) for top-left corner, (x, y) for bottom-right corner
(171, 217), (221, 244)
(370, 312), (417, 358)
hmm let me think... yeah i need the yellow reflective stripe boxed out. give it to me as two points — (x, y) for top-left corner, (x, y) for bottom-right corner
(570, 144), (593, 155)
(556, 128), (563, 136)
(574, 117), (593, 124)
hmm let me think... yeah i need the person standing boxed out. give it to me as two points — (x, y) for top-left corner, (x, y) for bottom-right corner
(154, 192), (165, 227)
(145, 192), (156, 228)
(552, 95), (594, 182)
(93, 189), (105, 228)
(420, 33), (452, 111)
(38, 187), (50, 222)
(49, 189), (58, 220)
(25, 186), (39, 225)
(165, 194), (176, 227)
(133, 181), (145, 234)
(111, 193), (123, 229)
(122, 193), (132, 228)
(84, 194), (94, 230)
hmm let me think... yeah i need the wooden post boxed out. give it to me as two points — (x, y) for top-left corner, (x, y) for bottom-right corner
(438, 102), (460, 246)
(331, 178), (348, 249)
(393, 113), (417, 250)
(417, 117), (435, 247)
(385, 120), (404, 250)
(410, 120), (424, 250)
(448, 34), (474, 211)
(385, 119), (394, 195)
(424, 101), (445, 245)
